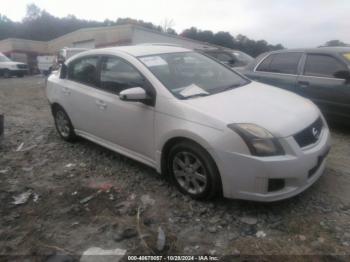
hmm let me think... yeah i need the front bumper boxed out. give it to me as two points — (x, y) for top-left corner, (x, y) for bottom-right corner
(215, 123), (331, 202)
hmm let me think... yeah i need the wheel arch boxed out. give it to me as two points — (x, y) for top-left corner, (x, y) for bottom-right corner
(159, 133), (217, 176)
(160, 135), (223, 198)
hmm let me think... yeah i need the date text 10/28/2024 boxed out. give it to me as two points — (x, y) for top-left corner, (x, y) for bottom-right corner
(128, 255), (219, 261)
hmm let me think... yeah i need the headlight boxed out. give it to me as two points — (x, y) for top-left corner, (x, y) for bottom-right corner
(10, 65), (17, 69)
(228, 123), (284, 156)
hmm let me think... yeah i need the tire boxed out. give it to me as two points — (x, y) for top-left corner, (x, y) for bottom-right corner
(53, 106), (77, 142)
(167, 141), (222, 200)
(3, 69), (11, 78)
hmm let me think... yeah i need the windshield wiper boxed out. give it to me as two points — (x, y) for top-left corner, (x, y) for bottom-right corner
(182, 93), (209, 99)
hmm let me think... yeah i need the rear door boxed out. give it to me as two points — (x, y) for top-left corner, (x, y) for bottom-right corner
(297, 53), (350, 119)
(249, 52), (303, 93)
(61, 55), (101, 133)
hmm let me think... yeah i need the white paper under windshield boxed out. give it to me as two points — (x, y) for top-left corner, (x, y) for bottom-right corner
(140, 56), (167, 67)
(179, 84), (209, 97)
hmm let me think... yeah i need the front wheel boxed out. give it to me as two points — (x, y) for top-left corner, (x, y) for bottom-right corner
(167, 141), (222, 200)
(3, 69), (11, 78)
(53, 107), (77, 142)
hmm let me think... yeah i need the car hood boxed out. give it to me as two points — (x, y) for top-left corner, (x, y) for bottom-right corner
(182, 81), (320, 137)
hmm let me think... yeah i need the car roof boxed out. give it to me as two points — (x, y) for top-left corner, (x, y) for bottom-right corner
(268, 46), (350, 55)
(98, 45), (191, 57)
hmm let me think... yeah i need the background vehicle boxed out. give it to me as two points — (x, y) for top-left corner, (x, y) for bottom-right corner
(37, 55), (56, 75)
(57, 47), (89, 64)
(0, 53), (28, 78)
(47, 45), (330, 202)
(241, 47), (350, 123)
(202, 49), (254, 69)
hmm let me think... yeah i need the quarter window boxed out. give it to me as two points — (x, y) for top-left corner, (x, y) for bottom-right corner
(304, 54), (348, 79)
(100, 57), (145, 94)
(68, 56), (99, 86)
(257, 53), (302, 75)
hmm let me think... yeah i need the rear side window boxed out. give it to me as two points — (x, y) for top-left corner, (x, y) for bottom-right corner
(68, 56), (99, 86)
(100, 56), (145, 95)
(257, 52), (302, 75)
(304, 54), (348, 78)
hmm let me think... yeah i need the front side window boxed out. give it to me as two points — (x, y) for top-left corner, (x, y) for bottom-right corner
(139, 52), (248, 99)
(68, 56), (99, 86)
(100, 56), (145, 95)
(257, 52), (302, 75)
(304, 54), (348, 78)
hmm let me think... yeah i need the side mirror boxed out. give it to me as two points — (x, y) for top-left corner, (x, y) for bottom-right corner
(60, 63), (68, 79)
(119, 87), (148, 101)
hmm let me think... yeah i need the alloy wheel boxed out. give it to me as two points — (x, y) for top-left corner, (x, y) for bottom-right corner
(55, 110), (70, 138)
(172, 151), (208, 195)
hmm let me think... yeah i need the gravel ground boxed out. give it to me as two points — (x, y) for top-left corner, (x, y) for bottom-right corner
(0, 76), (350, 260)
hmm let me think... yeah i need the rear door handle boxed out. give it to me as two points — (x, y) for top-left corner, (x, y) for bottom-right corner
(96, 100), (107, 110)
(298, 81), (310, 88)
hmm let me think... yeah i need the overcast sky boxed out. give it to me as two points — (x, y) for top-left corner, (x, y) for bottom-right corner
(2, 0), (350, 48)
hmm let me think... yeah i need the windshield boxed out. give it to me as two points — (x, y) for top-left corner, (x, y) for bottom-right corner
(139, 52), (249, 99)
(0, 54), (11, 62)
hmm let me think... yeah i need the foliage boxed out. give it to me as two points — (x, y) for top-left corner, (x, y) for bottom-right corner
(322, 40), (349, 47)
(6, 4), (346, 57)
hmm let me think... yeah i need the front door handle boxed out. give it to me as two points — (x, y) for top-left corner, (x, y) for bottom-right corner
(298, 81), (310, 88)
(96, 100), (107, 110)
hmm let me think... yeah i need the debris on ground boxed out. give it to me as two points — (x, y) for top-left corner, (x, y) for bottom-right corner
(65, 163), (76, 168)
(16, 142), (24, 151)
(79, 190), (101, 204)
(256, 230), (266, 238)
(240, 216), (258, 225)
(141, 194), (155, 207)
(12, 190), (32, 205)
(88, 181), (113, 192)
(80, 247), (126, 262)
(156, 226), (166, 251)
(33, 193), (39, 203)
(114, 228), (138, 242)
(0, 169), (8, 174)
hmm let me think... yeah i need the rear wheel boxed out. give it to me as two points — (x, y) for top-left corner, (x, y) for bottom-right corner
(53, 107), (77, 142)
(167, 141), (221, 200)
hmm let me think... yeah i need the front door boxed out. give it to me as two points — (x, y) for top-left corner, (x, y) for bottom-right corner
(297, 53), (350, 119)
(95, 55), (155, 159)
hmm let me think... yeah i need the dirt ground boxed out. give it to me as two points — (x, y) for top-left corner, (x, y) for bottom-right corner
(0, 76), (350, 261)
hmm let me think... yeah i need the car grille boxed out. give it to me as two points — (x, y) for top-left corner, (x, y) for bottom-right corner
(17, 64), (28, 69)
(294, 117), (323, 148)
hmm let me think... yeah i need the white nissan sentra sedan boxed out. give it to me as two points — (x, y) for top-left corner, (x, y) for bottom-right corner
(46, 45), (331, 202)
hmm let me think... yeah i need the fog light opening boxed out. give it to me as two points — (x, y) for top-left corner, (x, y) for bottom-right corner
(268, 178), (285, 192)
